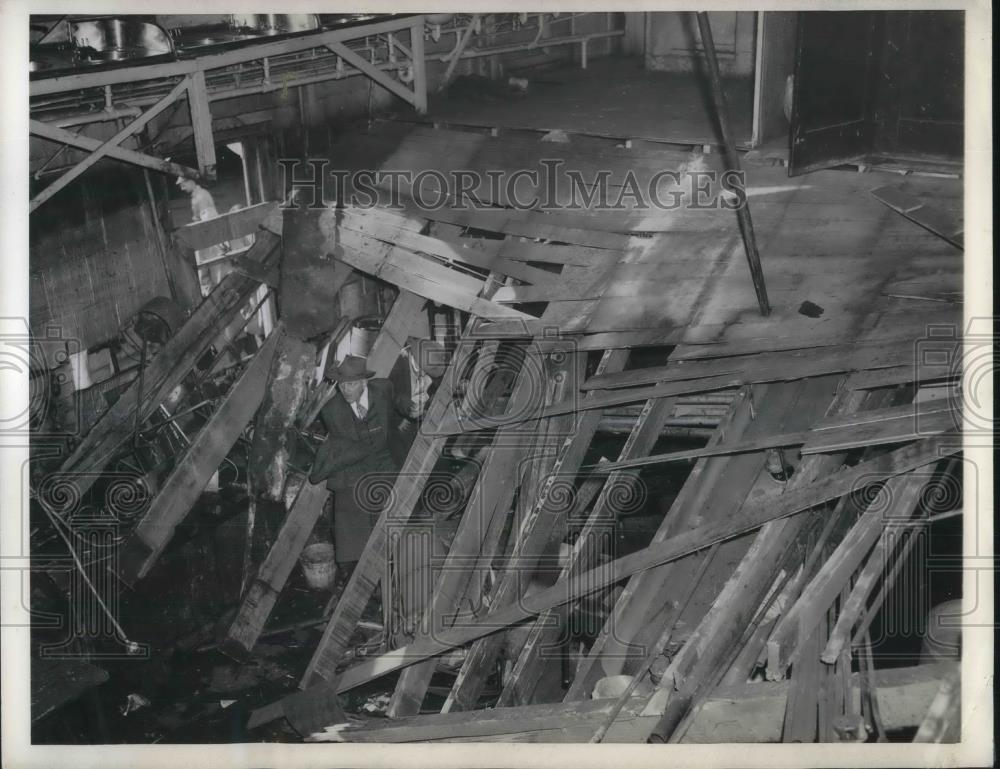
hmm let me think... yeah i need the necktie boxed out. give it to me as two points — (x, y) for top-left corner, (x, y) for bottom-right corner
(356, 403), (367, 420)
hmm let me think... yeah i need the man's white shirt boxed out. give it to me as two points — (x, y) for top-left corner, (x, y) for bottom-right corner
(350, 385), (370, 419)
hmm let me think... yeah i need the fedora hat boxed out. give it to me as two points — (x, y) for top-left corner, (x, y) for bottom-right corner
(326, 354), (375, 382)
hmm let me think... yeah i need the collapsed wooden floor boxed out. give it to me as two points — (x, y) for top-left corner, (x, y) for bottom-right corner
(49, 121), (964, 743)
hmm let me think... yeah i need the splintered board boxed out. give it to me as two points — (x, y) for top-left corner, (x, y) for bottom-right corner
(327, 125), (960, 350)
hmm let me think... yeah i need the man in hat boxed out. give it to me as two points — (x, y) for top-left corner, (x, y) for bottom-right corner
(388, 336), (448, 465)
(308, 354), (399, 575)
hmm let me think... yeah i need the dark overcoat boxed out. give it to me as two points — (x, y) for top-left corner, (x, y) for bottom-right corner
(309, 378), (399, 563)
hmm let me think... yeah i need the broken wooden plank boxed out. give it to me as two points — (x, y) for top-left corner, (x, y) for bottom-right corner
(630, 378), (849, 742)
(174, 201), (278, 251)
(781, 625), (823, 742)
(437, 374), (744, 435)
(442, 351), (635, 712)
(387, 346), (556, 716)
(54, 230), (280, 500)
(765, 468), (932, 678)
(221, 481), (329, 659)
(387, 192), (629, 250)
(800, 407), (958, 454)
(257, 433), (959, 703)
(912, 666), (961, 743)
(870, 185), (963, 249)
(561, 384), (758, 702)
(766, 393), (941, 679)
(31, 659), (109, 723)
(365, 291), (427, 377)
(249, 334), (316, 502)
(499, 392), (679, 708)
(820, 459), (960, 665)
(577, 395), (959, 474)
(301, 661), (956, 743)
(117, 328), (283, 585)
(582, 340), (922, 391)
(331, 239), (531, 320)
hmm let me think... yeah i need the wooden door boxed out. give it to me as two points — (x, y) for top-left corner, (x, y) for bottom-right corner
(788, 11), (882, 175)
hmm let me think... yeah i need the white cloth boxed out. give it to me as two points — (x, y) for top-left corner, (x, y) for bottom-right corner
(406, 350), (432, 417)
(350, 386), (370, 420)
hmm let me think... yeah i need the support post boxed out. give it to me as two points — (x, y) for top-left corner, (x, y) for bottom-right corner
(222, 482), (329, 659)
(189, 70), (217, 180)
(438, 17), (476, 92)
(695, 12), (770, 316)
(410, 19), (428, 113)
(327, 41), (421, 109)
(30, 120), (199, 182)
(29, 77), (191, 213)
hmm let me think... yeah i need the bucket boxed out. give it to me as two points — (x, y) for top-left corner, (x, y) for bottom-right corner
(300, 543), (337, 590)
(592, 674), (653, 700)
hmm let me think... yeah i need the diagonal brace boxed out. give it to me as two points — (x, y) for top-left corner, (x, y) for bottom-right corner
(30, 77), (192, 214)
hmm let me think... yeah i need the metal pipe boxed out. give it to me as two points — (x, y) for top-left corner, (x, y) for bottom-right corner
(432, 29), (624, 62)
(439, 14), (479, 91)
(32, 27), (624, 121)
(51, 107), (143, 128)
(695, 12), (770, 316)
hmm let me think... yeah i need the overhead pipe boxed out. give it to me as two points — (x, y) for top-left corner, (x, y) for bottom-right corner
(32, 16), (623, 121)
(50, 106), (143, 128)
(438, 14), (479, 91)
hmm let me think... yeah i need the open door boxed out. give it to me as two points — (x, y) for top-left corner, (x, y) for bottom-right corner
(788, 11), (882, 175)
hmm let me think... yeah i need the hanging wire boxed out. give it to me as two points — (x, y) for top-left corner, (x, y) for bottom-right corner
(31, 489), (140, 653)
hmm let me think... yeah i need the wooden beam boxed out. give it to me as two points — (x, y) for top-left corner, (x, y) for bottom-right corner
(499, 389), (677, 708)
(188, 70), (217, 179)
(222, 482), (329, 659)
(332, 209), (564, 286)
(330, 238), (531, 320)
(437, 374), (746, 435)
(174, 202), (278, 251)
(871, 185), (963, 249)
(117, 328), (283, 585)
(410, 19), (428, 113)
(29, 16), (423, 97)
(30, 119), (199, 180)
(588, 397), (960, 473)
(303, 662), (957, 743)
(912, 667), (961, 742)
(248, 334), (316, 502)
(780, 625), (823, 741)
(53, 231), (281, 502)
(365, 291), (427, 377)
(441, 351), (632, 712)
(766, 470), (931, 678)
(327, 41), (419, 108)
(267, 433), (959, 702)
(387, 347), (559, 717)
(30, 78), (191, 213)
(581, 340), (923, 391)
(563, 384), (760, 702)
(639, 378), (872, 742)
